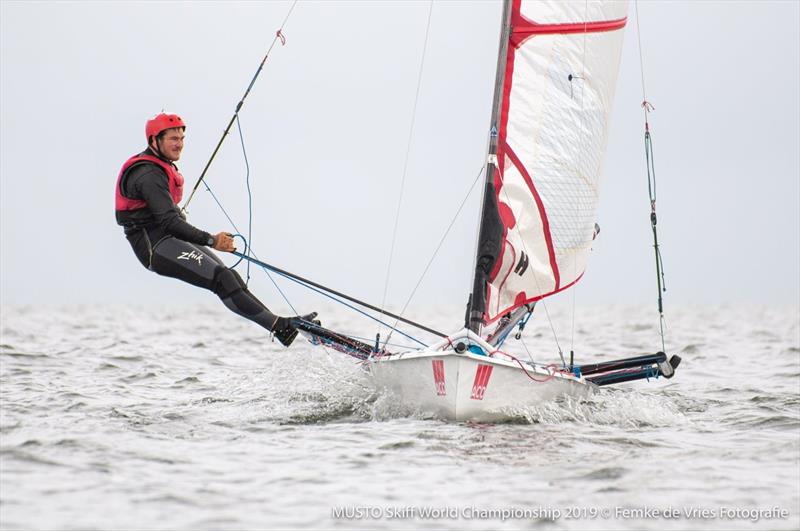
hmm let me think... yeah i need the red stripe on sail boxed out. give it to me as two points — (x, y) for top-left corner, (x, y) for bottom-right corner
(486, 272), (585, 325)
(511, 9), (627, 48)
(503, 140), (560, 291)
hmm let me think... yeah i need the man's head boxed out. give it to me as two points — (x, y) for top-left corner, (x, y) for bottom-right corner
(145, 113), (186, 162)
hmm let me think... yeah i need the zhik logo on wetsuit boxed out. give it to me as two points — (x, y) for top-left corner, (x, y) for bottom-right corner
(177, 250), (204, 266)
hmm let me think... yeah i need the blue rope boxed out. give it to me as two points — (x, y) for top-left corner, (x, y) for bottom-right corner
(235, 115), (253, 285)
(201, 182), (236, 234)
(228, 233), (248, 269)
(199, 124), (427, 348)
(232, 251), (428, 348)
(519, 309), (534, 329)
(201, 182), (298, 315)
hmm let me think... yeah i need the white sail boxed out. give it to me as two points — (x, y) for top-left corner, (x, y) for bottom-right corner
(482, 0), (628, 322)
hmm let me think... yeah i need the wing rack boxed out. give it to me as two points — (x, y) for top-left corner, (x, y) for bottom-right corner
(579, 352), (682, 386)
(291, 319), (375, 360)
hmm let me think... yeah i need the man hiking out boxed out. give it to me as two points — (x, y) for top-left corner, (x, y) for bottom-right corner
(115, 112), (316, 346)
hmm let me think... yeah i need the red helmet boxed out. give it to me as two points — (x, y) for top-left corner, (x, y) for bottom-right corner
(145, 112), (186, 140)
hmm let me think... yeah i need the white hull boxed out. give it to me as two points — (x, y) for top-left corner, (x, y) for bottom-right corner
(367, 330), (593, 422)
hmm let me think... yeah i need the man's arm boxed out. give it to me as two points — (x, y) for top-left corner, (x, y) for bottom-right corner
(128, 165), (214, 246)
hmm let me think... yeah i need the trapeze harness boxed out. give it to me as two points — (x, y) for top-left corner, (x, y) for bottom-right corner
(115, 151), (292, 336)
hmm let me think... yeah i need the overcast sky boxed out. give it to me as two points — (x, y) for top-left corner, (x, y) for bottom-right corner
(1, 0), (798, 316)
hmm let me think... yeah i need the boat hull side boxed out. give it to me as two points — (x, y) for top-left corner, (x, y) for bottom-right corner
(368, 351), (591, 422)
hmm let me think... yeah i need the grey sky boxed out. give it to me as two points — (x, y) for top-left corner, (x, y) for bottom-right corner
(1, 0), (798, 316)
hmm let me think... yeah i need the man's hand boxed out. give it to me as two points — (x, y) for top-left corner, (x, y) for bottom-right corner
(212, 232), (236, 252)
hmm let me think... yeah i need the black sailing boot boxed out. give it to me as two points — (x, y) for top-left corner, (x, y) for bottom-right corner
(272, 312), (320, 347)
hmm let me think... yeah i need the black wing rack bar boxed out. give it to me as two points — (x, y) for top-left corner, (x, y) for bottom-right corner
(292, 318), (376, 361)
(577, 352), (682, 387)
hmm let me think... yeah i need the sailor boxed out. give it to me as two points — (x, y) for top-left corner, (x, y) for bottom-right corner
(115, 112), (315, 346)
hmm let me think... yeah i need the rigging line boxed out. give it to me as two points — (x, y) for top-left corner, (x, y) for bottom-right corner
(645, 119), (657, 202)
(519, 336), (536, 364)
(182, 0), (299, 212)
(235, 115), (253, 285)
(198, 121), (295, 313)
(645, 133), (667, 352)
(381, 162), (486, 349)
(201, 189), (428, 349)
(204, 180), (346, 359)
(200, 127), (437, 346)
(206, 187), (433, 347)
(205, 180), (345, 357)
(230, 252), (430, 347)
(378, 0), (435, 335)
(283, 278), (428, 348)
(636, 0), (667, 353)
(200, 181), (299, 315)
(229, 251), (446, 340)
(634, 0), (650, 125)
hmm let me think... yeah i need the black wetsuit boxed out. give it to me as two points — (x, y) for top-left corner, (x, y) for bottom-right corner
(116, 148), (289, 336)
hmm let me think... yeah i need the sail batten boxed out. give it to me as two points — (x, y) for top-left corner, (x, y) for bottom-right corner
(470, 0), (628, 326)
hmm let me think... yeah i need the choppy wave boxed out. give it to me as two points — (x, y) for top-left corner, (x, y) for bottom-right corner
(1, 303), (798, 530)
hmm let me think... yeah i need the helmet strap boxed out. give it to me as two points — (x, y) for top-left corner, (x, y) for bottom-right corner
(149, 135), (164, 158)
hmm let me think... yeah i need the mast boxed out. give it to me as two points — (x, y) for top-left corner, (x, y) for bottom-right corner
(466, 0), (513, 333)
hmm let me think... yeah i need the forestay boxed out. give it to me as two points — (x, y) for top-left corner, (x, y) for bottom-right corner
(473, 0), (628, 325)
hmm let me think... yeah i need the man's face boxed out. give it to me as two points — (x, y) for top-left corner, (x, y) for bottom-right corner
(156, 128), (185, 161)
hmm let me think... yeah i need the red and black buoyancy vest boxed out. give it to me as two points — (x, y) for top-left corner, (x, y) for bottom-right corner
(115, 153), (184, 211)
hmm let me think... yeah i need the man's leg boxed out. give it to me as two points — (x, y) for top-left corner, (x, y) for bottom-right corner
(149, 236), (304, 346)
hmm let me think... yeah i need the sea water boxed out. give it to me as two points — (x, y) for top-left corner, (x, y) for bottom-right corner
(1, 303), (798, 530)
